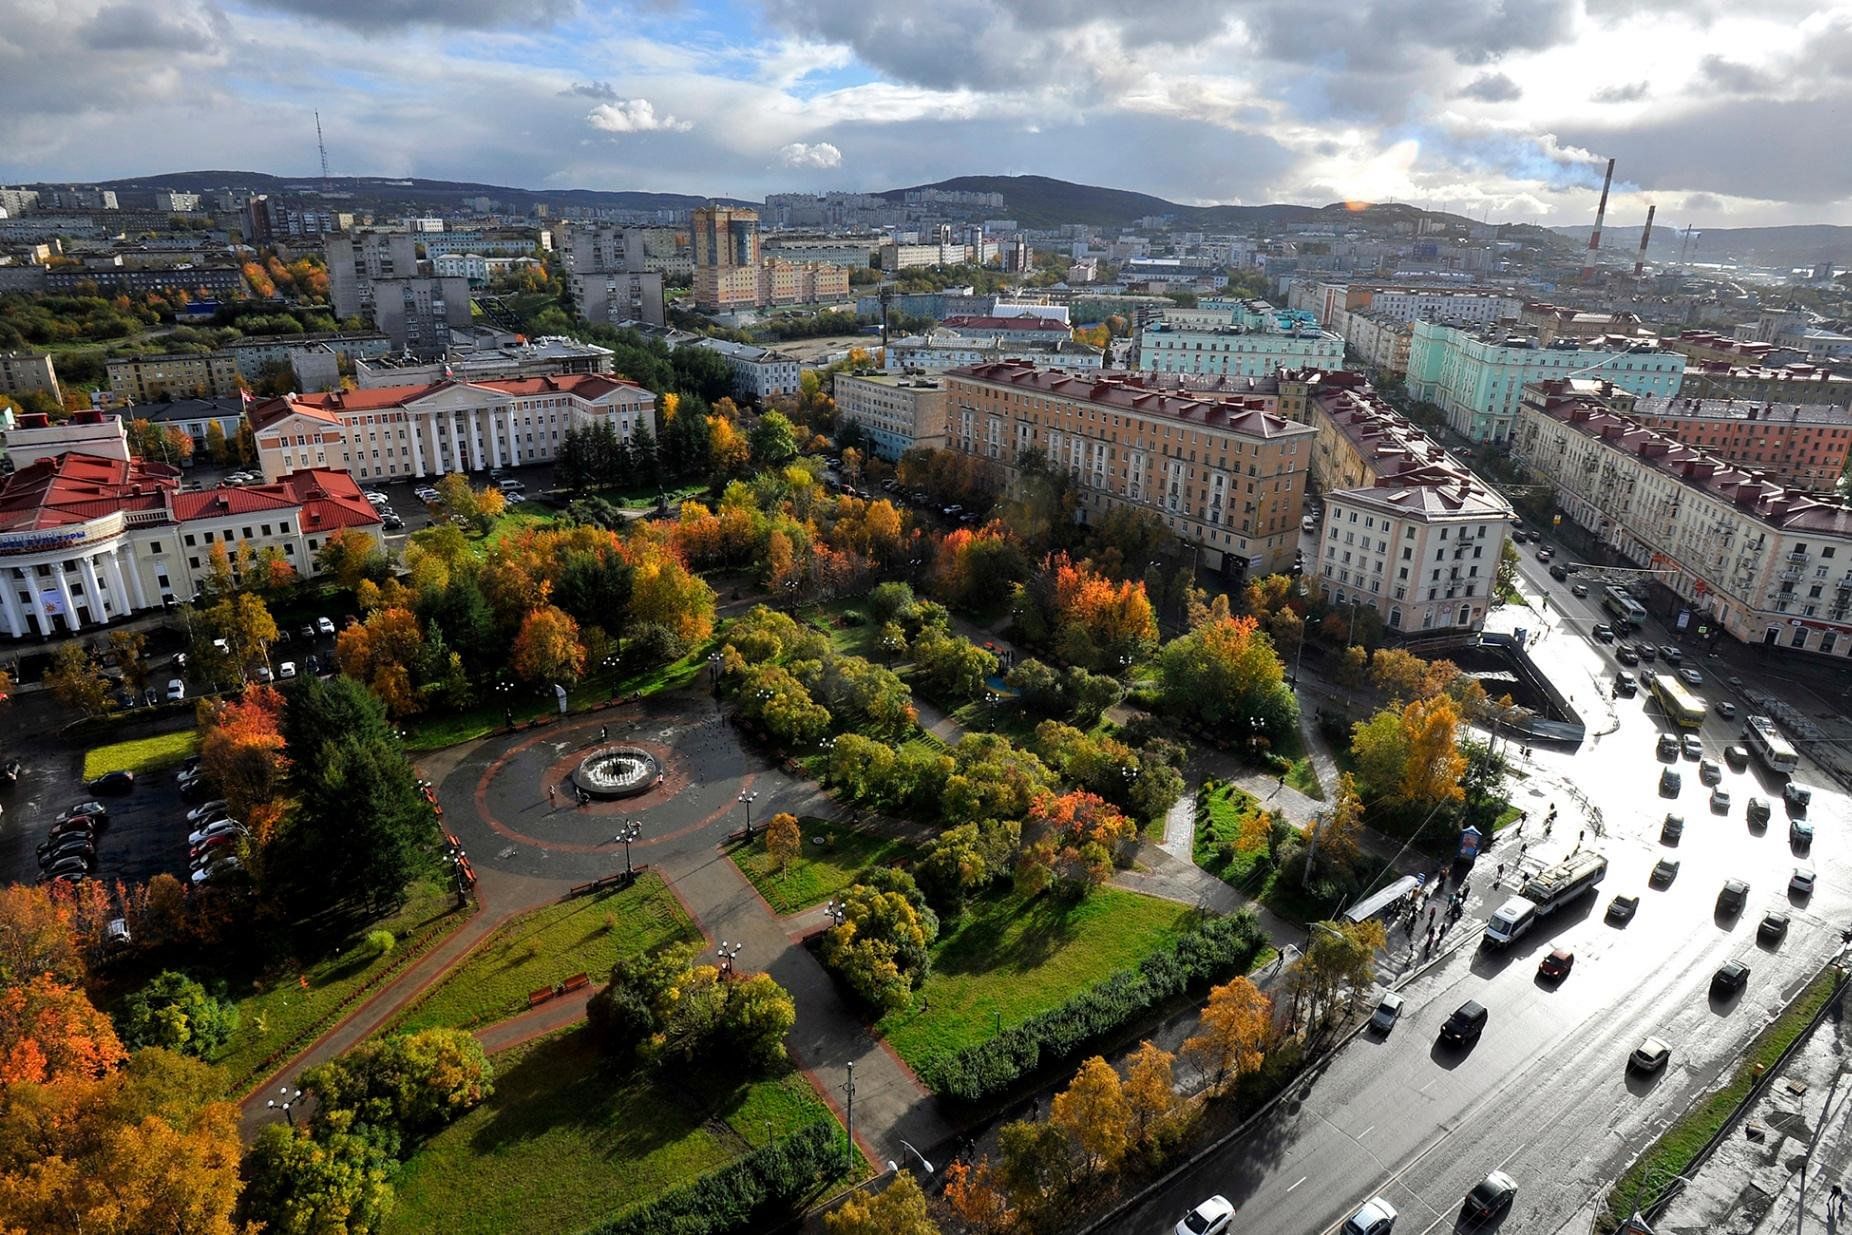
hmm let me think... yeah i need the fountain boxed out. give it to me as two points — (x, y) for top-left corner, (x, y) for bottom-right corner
(572, 745), (663, 800)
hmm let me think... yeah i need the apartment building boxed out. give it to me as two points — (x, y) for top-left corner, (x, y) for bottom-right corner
(943, 361), (1315, 576)
(1514, 382), (1852, 659)
(0, 442), (381, 638)
(249, 373), (656, 484)
(106, 351), (242, 401)
(225, 331), (394, 382)
(1288, 280), (1521, 329)
(833, 372), (948, 460)
(1624, 396), (1852, 492)
(1137, 319), (1344, 379)
(687, 339), (799, 402)
(43, 267), (247, 298)
(124, 397), (245, 456)
(1296, 370), (1512, 634)
(326, 230), (420, 320)
(1681, 361), (1852, 408)
(1405, 320), (1686, 443)
(690, 206), (850, 311)
(370, 277), (472, 360)
(884, 332), (1103, 374)
(355, 334), (614, 388)
(1343, 312), (1415, 378)
(939, 315), (1074, 347)
(0, 352), (61, 405)
(1666, 330), (1804, 369)
(1517, 303), (1643, 345)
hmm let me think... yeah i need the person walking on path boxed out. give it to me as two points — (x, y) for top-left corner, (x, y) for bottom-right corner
(547, 785), (556, 809)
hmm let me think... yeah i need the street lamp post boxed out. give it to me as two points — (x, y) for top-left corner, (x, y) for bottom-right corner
(716, 940), (743, 975)
(612, 819), (642, 875)
(738, 790), (758, 836)
(267, 1086), (303, 1127)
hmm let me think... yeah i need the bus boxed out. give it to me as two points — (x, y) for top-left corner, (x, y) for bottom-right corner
(1602, 585), (1647, 630)
(1744, 714), (1800, 775)
(1647, 673), (1707, 728)
(1484, 851), (1608, 947)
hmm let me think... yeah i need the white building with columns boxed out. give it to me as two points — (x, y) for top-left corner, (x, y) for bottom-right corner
(0, 453), (382, 639)
(247, 373), (659, 483)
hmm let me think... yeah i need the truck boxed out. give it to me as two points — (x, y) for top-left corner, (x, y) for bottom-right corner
(1483, 851), (1609, 947)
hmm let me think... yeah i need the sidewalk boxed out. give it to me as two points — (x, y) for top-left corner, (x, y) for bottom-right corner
(660, 843), (954, 1170)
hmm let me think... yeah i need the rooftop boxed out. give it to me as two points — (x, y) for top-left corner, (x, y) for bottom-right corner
(1630, 395), (1852, 426)
(250, 371), (647, 429)
(1525, 387), (1852, 535)
(691, 338), (795, 362)
(939, 315), (1071, 334)
(1305, 372), (1510, 517)
(0, 453), (177, 534)
(947, 360), (1310, 439)
(115, 396), (244, 424)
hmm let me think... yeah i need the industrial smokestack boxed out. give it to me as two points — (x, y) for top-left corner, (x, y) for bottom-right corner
(1581, 156), (1616, 282)
(1634, 203), (1656, 277)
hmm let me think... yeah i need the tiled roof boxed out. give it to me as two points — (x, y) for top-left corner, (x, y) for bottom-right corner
(172, 468), (381, 531)
(948, 360), (1307, 438)
(249, 372), (650, 431)
(0, 453), (177, 534)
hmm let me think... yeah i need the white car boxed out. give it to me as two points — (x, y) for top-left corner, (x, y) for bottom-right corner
(364, 491), (390, 505)
(253, 665), (274, 683)
(1678, 667), (1704, 688)
(1177, 1195), (1236, 1235)
(1791, 866), (1817, 897)
(186, 799), (230, 823)
(315, 617), (336, 636)
(188, 819), (246, 848)
(278, 661), (297, 679)
(165, 678), (186, 701)
(1342, 1196), (1399, 1235)
(191, 857), (243, 885)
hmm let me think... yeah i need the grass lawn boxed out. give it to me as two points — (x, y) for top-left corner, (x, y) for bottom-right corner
(385, 1028), (837, 1235)
(1600, 969), (1842, 1233)
(729, 818), (920, 915)
(1194, 784), (1267, 891)
(82, 729), (199, 780)
(475, 502), (556, 554)
(392, 872), (697, 1033)
(402, 645), (711, 751)
(1492, 800), (1524, 831)
(210, 879), (460, 1095)
(1285, 756), (1325, 801)
(878, 887), (1195, 1072)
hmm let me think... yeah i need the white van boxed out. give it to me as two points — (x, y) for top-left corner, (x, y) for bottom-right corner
(1484, 897), (1539, 946)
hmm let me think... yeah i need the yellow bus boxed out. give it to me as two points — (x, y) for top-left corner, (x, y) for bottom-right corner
(1647, 673), (1707, 729)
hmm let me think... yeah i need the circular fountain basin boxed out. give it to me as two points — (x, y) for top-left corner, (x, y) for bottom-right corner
(573, 745), (663, 799)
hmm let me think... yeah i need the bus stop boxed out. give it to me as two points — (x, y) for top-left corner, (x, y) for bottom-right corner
(1342, 875), (1420, 925)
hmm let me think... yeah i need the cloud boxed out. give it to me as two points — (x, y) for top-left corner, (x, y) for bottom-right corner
(562, 81), (618, 101)
(1592, 81), (1650, 103)
(80, 2), (229, 51)
(238, 0), (577, 29)
(1458, 72), (1521, 102)
(1699, 55), (1777, 94)
(585, 98), (690, 133)
(778, 141), (843, 169)
(1682, 193), (1725, 214)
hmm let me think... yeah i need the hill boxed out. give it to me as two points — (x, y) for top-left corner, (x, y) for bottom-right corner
(89, 171), (747, 215)
(1550, 222), (1852, 268)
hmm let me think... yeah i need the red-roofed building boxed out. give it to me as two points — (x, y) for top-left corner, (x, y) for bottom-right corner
(943, 360), (1316, 576)
(939, 315), (1074, 346)
(248, 372), (658, 483)
(0, 457), (380, 638)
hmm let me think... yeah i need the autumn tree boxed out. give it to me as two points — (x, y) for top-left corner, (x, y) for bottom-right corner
(108, 629), (151, 693)
(0, 972), (126, 1086)
(198, 684), (289, 839)
(336, 606), (428, 716)
(118, 970), (239, 1059)
(1015, 789), (1136, 898)
(941, 1157), (1015, 1233)
(818, 871), (938, 1012)
(303, 1026), (494, 1139)
(240, 1122), (396, 1235)
(1400, 694), (1467, 806)
(1155, 614), (1298, 742)
(0, 885), (82, 987)
(825, 1169), (941, 1235)
(314, 527), (383, 590)
(1183, 976), (1272, 1094)
(1303, 772), (1365, 882)
(511, 604), (586, 684)
(764, 811), (801, 879)
(44, 642), (111, 716)
(1049, 1055), (1131, 1175)
(1123, 1040), (1180, 1153)
(1287, 919), (1385, 1032)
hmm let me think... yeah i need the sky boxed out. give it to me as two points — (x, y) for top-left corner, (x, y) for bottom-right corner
(2, 0), (1850, 228)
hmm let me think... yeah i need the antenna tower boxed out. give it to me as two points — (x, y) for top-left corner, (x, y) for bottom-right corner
(315, 111), (332, 189)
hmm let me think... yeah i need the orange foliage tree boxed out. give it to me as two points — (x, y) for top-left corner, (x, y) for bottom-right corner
(1015, 789), (1137, 897)
(335, 607), (427, 717)
(0, 973), (126, 1086)
(511, 605), (586, 684)
(0, 885), (82, 987)
(198, 684), (291, 842)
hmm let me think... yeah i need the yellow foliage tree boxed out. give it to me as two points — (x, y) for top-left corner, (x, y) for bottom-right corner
(764, 812), (801, 879)
(1182, 976), (1271, 1094)
(825, 1170), (941, 1235)
(1048, 1055), (1131, 1175)
(1122, 1039), (1179, 1150)
(1399, 695), (1466, 806)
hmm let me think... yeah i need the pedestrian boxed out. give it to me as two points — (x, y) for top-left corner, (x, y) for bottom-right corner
(1519, 841), (1528, 860)
(1495, 862), (1505, 885)
(1545, 818), (1554, 837)
(1831, 1184), (1843, 1219)
(1578, 828), (1586, 846)
(600, 724), (608, 742)
(547, 785), (556, 808)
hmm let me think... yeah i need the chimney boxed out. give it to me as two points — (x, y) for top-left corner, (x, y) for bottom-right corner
(1633, 204), (1655, 277)
(1582, 157), (1615, 283)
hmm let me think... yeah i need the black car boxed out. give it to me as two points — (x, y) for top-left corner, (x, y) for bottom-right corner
(1592, 623), (1615, 642)
(1712, 960), (1751, 998)
(1616, 644), (1640, 665)
(1439, 1000), (1488, 1047)
(382, 513), (404, 530)
(38, 833), (95, 867)
(86, 770), (135, 794)
(40, 853), (93, 881)
(1462, 1171), (1518, 1224)
(1636, 643), (1657, 662)
(3, 756), (24, 782)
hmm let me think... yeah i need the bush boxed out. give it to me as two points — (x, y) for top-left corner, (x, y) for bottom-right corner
(366, 929), (397, 959)
(117, 970), (239, 1059)
(923, 910), (1267, 1103)
(303, 1027), (493, 1142)
(587, 1120), (839, 1235)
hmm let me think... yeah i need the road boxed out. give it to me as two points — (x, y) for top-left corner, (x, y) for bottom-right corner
(1117, 544), (1852, 1235)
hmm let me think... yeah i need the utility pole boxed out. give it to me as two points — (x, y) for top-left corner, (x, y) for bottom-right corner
(842, 1061), (856, 1172)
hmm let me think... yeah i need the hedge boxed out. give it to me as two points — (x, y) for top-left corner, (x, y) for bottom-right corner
(922, 910), (1267, 1104)
(587, 1119), (839, 1235)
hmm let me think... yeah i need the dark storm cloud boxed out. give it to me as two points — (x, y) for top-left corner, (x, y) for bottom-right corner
(239, 0), (577, 30)
(1458, 72), (1522, 102)
(562, 81), (619, 100)
(82, 2), (230, 51)
(1564, 95), (1852, 203)
(1700, 55), (1779, 95)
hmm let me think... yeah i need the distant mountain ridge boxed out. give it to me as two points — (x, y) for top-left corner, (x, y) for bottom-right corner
(85, 170), (748, 214)
(1550, 221), (1852, 268)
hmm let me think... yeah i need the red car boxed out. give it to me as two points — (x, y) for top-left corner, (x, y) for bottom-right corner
(1538, 949), (1574, 981)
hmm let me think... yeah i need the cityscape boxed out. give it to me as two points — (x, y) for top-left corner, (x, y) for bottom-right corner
(2, 4), (1852, 1235)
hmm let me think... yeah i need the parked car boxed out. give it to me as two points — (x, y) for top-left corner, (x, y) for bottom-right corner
(1651, 858), (1681, 885)
(188, 819), (245, 849)
(1718, 878), (1749, 915)
(300, 624), (317, 641)
(1784, 784), (1813, 815)
(316, 616), (336, 636)
(87, 770), (134, 794)
(65, 801), (109, 824)
(1724, 744), (1749, 767)
(38, 834), (95, 868)
(1682, 734), (1703, 759)
(186, 799), (230, 823)
(1368, 992), (1404, 1034)
(1747, 797), (1771, 827)
(1608, 894), (1640, 922)
(1790, 817), (1814, 849)
(1699, 759), (1722, 785)
(1758, 911), (1791, 944)
(382, 513), (404, 530)
(47, 816), (101, 841)
(41, 854), (93, 882)
(1659, 768), (1682, 796)
(165, 678), (186, 702)
(278, 661), (298, 679)
(1538, 948), (1574, 981)
(1615, 670), (1637, 696)
(1629, 1037), (1671, 1073)
(191, 857), (243, 886)
(1461, 1171), (1518, 1224)
(1790, 866), (1817, 898)
(1660, 814), (1684, 844)
(1656, 733), (1679, 759)
(1711, 787), (1732, 813)
(1176, 1195), (1235, 1235)
(1712, 960), (1751, 998)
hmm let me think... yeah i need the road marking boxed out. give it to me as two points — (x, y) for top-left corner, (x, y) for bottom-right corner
(1287, 1176), (1307, 1193)
(1358, 1124), (1374, 1138)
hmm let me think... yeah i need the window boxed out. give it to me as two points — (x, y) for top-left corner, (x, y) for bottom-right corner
(1791, 626), (1809, 648)
(184, 534), (196, 547)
